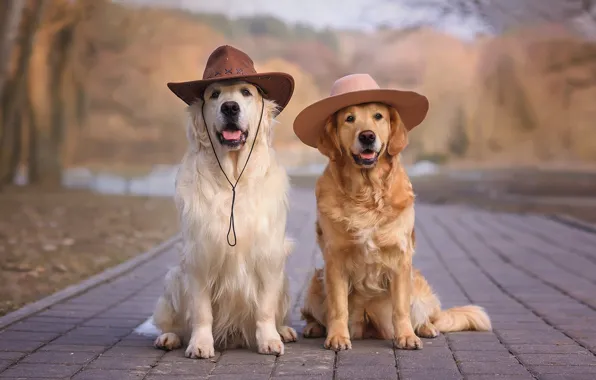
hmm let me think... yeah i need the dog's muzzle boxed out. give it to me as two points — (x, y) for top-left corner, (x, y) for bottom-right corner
(352, 130), (380, 167)
(217, 101), (247, 148)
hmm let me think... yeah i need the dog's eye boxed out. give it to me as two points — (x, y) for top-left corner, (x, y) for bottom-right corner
(346, 115), (355, 123)
(374, 113), (383, 120)
(210, 90), (220, 99)
(241, 88), (252, 97)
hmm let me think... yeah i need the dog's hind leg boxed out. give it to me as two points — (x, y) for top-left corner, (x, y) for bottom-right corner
(300, 269), (327, 338)
(153, 296), (183, 350)
(410, 270), (441, 339)
(153, 266), (186, 351)
(276, 239), (298, 343)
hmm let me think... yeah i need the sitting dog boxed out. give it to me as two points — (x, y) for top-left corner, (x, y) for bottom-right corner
(293, 74), (491, 351)
(151, 45), (297, 358)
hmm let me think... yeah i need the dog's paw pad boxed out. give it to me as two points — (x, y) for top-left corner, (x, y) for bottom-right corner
(278, 326), (298, 343)
(258, 338), (284, 356)
(154, 333), (182, 351)
(185, 341), (215, 359)
(324, 334), (352, 351)
(394, 334), (423, 350)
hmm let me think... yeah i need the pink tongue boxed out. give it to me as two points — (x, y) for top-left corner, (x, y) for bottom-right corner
(222, 130), (242, 140)
(360, 151), (376, 160)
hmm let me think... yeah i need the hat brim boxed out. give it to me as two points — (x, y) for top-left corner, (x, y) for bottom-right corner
(167, 72), (295, 114)
(293, 89), (429, 148)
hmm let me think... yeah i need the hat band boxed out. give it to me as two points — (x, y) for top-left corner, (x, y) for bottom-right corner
(205, 67), (257, 79)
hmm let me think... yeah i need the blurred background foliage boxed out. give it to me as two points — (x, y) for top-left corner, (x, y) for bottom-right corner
(1, 0), (596, 189)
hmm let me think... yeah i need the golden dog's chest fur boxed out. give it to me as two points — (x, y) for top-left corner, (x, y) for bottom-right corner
(316, 163), (415, 296)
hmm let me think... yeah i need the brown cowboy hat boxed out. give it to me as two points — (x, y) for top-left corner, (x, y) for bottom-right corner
(168, 45), (295, 113)
(293, 73), (429, 148)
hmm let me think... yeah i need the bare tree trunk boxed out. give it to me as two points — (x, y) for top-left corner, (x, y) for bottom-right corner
(0, 0), (47, 185)
(0, 0), (26, 103)
(26, 74), (38, 183)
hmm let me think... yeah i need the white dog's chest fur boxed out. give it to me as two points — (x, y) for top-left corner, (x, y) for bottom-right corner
(177, 158), (288, 266)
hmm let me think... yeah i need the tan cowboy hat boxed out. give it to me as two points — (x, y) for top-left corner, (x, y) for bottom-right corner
(168, 45), (295, 112)
(293, 73), (429, 148)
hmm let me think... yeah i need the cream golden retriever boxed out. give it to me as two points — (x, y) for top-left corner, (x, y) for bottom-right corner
(300, 103), (491, 350)
(151, 81), (297, 358)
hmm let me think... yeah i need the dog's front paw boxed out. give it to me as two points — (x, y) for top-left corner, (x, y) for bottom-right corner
(278, 325), (298, 343)
(257, 337), (284, 355)
(185, 336), (215, 359)
(394, 333), (422, 350)
(324, 334), (352, 351)
(154, 333), (182, 351)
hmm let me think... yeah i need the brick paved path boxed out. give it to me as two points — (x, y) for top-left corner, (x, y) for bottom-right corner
(1, 188), (596, 379)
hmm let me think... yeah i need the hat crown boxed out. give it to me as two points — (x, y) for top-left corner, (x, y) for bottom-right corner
(202, 45), (257, 80)
(330, 74), (380, 97)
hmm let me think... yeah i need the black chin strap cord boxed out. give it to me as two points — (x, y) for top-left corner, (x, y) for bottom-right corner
(201, 98), (265, 247)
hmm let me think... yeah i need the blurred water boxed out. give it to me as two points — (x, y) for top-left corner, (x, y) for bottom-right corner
(60, 161), (439, 197)
(62, 165), (178, 197)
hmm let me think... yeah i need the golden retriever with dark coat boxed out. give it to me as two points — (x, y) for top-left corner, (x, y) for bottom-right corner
(300, 103), (491, 351)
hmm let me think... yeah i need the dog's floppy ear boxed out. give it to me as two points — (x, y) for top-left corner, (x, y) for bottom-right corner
(317, 116), (342, 160)
(186, 100), (209, 149)
(388, 107), (408, 156)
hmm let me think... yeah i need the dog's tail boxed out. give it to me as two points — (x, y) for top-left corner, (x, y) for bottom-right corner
(432, 305), (492, 333)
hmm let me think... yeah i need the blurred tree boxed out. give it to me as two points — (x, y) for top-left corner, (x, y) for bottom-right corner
(372, 0), (596, 35)
(0, 0), (46, 186)
(0, 1), (26, 103)
(0, 0), (106, 188)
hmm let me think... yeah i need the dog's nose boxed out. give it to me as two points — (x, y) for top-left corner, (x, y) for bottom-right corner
(221, 101), (240, 118)
(358, 130), (376, 145)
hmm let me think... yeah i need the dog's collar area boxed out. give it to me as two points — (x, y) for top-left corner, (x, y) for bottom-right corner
(202, 98), (265, 247)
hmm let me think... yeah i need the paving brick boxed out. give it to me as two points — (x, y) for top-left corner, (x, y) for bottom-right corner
(51, 334), (119, 347)
(216, 350), (275, 365)
(398, 353), (459, 370)
(210, 364), (272, 375)
(274, 362), (334, 377)
(6, 322), (73, 333)
(207, 375), (268, 380)
(398, 369), (462, 380)
(516, 353), (596, 366)
(458, 361), (531, 376)
(465, 376), (534, 380)
(453, 350), (515, 362)
(72, 369), (147, 380)
(0, 363), (81, 378)
(449, 340), (510, 352)
(21, 350), (97, 364)
(271, 375), (332, 380)
(0, 339), (45, 352)
(527, 365), (596, 375)
(338, 350), (395, 366)
(538, 375), (596, 380)
(101, 345), (163, 358)
(39, 344), (106, 353)
(86, 356), (157, 370)
(0, 330), (60, 343)
(0, 352), (25, 361)
(336, 365), (398, 380)
(508, 344), (591, 355)
(145, 375), (207, 380)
